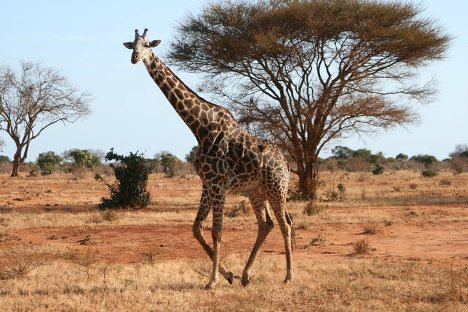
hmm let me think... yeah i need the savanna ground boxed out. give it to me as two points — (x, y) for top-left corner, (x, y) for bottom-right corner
(0, 170), (467, 311)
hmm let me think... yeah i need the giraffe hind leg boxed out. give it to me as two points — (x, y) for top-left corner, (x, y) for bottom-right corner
(269, 193), (293, 284)
(241, 192), (274, 286)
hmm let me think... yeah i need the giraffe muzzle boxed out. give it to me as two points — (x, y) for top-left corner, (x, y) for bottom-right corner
(131, 52), (139, 64)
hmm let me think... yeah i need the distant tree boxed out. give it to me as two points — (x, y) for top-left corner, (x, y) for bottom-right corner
(369, 152), (385, 164)
(185, 145), (198, 164)
(331, 146), (353, 161)
(410, 154), (438, 167)
(37, 151), (63, 175)
(0, 62), (90, 176)
(0, 137), (4, 152)
(352, 149), (373, 162)
(0, 155), (9, 163)
(156, 151), (180, 178)
(396, 153), (409, 161)
(64, 149), (102, 169)
(450, 144), (468, 158)
(168, 0), (450, 199)
(448, 144), (468, 173)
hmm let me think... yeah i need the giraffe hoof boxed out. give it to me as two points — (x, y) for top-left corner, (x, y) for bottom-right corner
(283, 274), (293, 284)
(226, 271), (234, 284)
(204, 280), (216, 290)
(241, 276), (250, 287)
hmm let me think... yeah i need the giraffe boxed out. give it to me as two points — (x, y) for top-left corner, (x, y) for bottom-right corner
(124, 29), (293, 289)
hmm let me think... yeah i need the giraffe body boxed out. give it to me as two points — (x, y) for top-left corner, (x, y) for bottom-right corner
(124, 29), (292, 289)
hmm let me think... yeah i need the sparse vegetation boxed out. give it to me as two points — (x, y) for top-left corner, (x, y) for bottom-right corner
(303, 201), (322, 216)
(308, 234), (326, 246)
(155, 151), (180, 178)
(362, 223), (379, 234)
(422, 169), (439, 177)
(0, 169), (467, 311)
(352, 239), (372, 255)
(372, 164), (385, 175)
(225, 199), (251, 218)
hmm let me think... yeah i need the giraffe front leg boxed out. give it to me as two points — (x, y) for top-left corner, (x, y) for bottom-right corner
(205, 189), (225, 290)
(193, 186), (233, 285)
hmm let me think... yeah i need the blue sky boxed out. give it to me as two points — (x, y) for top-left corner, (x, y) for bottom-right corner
(0, 0), (466, 161)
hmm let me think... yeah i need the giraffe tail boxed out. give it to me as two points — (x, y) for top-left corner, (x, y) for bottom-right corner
(286, 210), (296, 250)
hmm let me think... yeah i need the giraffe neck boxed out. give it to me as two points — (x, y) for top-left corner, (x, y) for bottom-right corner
(142, 51), (236, 143)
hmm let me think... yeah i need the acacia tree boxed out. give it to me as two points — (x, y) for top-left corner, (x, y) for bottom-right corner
(168, 0), (450, 199)
(0, 62), (90, 176)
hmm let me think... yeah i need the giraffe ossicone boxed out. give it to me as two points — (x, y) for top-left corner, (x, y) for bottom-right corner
(124, 28), (293, 289)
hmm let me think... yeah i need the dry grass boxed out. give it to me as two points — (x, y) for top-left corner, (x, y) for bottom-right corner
(0, 171), (467, 311)
(0, 254), (465, 311)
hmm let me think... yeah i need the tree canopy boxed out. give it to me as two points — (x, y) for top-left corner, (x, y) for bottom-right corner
(168, 0), (450, 198)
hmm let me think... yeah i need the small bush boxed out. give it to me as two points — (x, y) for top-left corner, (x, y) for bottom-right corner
(37, 151), (62, 175)
(0, 156), (11, 174)
(409, 183), (418, 190)
(323, 183), (346, 202)
(28, 164), (40, 177)
(362, 223), (378, 234)
(308, 234), (326, 246)
(392, 186), (402, 192)
(372, 164), (385, 175)
(96, 149), (151, 209)
(352, 239), (372, 255)
(303, 201), (322, 216)
(439, 178), (451, 186)
(421, 169), (438, 177)
(101, 210), (119, 222)
(0, 250), (46, 280)
(225, 200), (250, 218)
(337, 183), (346, 194)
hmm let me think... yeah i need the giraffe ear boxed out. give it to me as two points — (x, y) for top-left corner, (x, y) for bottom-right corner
(148, 40), (161, 48)
(123, 42), (134, 49)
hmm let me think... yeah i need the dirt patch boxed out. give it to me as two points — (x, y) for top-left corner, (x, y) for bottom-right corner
(1, 173), (467, 266)
(6, 215), (467, 265)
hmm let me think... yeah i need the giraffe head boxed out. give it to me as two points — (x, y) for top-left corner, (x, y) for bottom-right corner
(123, 29), (161, 64)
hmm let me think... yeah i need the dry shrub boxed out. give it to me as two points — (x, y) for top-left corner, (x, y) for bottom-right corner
(0, 249), (46, 280)
(357, 173), (367, 182)
(0, 206), (12, 214)
(141, 250), (157, 266)
(426, 266), (468, 304)
(101, 210), (119, 222)
(439, 178), (451, 186)
(0, 230), (14, 242)
(86, 214), (103, 224)
(225, 199), (251, 218)
(362, 223), (379, 234)
(409, 183), (418, 190)
(303, 201), (322, 216)
(0, 161), (11, 174)
(352, 239), (372, 255)
(392, 185), (402, 192)
(63, 250), (100, 281)
(308, 234), (326, 247)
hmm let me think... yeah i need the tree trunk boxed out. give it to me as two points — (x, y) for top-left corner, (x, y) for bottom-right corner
(297, 161), (319, 200)
(11, 149), (22, 177)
